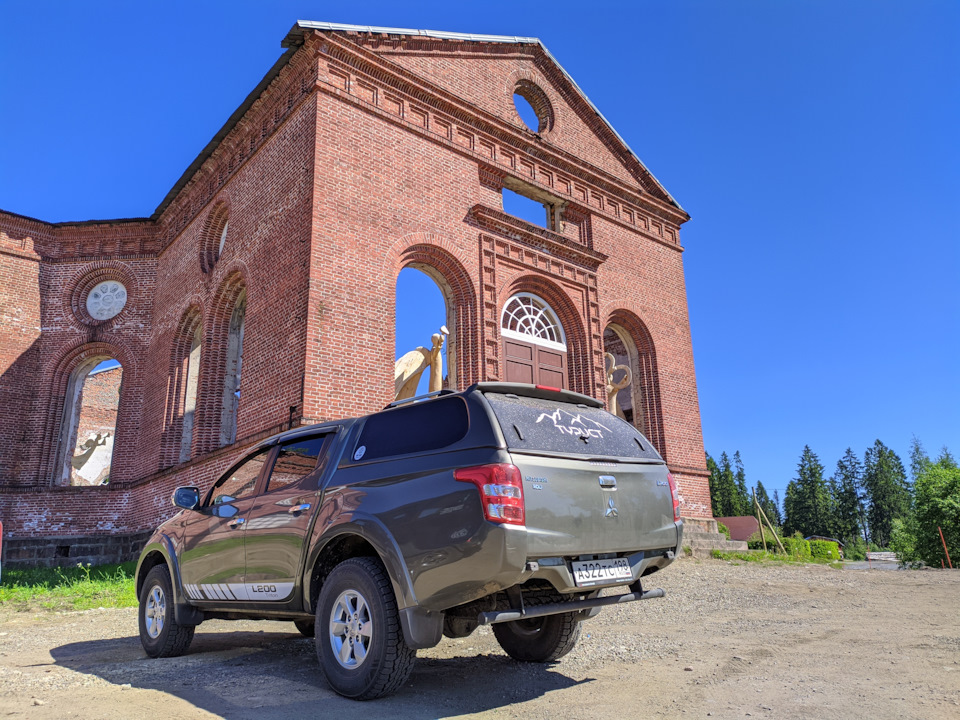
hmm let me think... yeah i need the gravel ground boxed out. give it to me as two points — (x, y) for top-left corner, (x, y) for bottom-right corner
(0, 558), (958, 719)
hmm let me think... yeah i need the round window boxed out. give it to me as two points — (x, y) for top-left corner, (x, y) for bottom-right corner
(85, 281), (128, 320)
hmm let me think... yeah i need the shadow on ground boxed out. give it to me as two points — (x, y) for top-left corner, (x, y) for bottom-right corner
(50, 623), (591, 719)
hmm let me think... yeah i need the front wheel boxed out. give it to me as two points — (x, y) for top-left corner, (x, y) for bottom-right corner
(315, 557), (415, 699)
(138, 565), (196, 658)
(493, 612), (581, 662)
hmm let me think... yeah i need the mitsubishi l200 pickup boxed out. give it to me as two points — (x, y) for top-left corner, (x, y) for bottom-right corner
(135, 383), (683, 699)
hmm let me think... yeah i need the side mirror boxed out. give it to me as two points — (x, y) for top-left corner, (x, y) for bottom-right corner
(172, 486), (200, 511)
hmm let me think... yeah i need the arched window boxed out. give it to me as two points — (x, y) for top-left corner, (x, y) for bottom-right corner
(220, 288), (246, 446)
(603, 316), (665, 457)
(56, 357), (122, 485)
(395, 267), (451, 400)
(500, 293), (567, 388)
(179, 323), (202, 463)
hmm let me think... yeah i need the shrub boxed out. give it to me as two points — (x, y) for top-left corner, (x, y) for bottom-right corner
(716, 522), (731, 540)
(843, 535), (867, 561)
(781, 532), (812, 561)
(809, 539), (841, 561)
(747, 526), (783, 551)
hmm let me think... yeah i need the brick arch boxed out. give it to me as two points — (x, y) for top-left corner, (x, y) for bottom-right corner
(39, 340), (134, 486)
(603, 308), (665, 459)
(194, 268), (249, 453)
(505, 69), (557, 135)
(159, 304), (204, 469)
(392, 234), (480, 388)
(500, 276), (591, 396)
(199, 198), (231, 274)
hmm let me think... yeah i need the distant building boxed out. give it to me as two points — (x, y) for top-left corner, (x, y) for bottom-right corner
(0, 21), (709, 565)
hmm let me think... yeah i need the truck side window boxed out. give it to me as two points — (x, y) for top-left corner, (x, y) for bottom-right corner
(354, 397), (469, 461)
(211, 448), (271, 504)
(265, 436), (328, 492)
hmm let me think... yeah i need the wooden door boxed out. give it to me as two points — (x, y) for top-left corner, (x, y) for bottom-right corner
(503, 338), (567, 389)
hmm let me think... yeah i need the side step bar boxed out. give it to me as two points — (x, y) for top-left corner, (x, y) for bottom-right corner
(477, 585), (665, 626)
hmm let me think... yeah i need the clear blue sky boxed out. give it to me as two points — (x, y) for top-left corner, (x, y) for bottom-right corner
(2, 1), (957, 504)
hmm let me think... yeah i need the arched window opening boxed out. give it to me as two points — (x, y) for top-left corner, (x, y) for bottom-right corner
(501, 293), (567, 388)
(604, 326), (640, 427)
(603, 318), (665, 457)
(57, 357), (122, 485)
(218, 220), (229, 258)
(179, 324), (202, 463)
(395, 266), (453, 400)
(220, 289), (246, 446)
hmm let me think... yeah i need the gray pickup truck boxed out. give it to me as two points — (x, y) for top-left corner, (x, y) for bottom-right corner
(136, 383), (682, 699)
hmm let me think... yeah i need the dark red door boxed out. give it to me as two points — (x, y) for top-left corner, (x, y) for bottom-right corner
(503, 338), (567, 389)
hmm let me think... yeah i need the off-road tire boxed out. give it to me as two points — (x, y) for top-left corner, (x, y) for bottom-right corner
(138, 565), (196, 658)
(315, 557), (415, 700)
(294, 619), (315, 637)
(493, 611), (581, 662)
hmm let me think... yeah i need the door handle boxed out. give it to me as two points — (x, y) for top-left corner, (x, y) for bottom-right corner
(228, 517), (246, 528)
(288, 503), (311, 514)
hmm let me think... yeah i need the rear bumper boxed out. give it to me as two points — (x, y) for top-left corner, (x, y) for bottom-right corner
(477, 577), (667, 626)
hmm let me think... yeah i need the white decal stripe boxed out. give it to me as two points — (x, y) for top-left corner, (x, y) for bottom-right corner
(227, 583), (248, 601)
(205, 584), (223, 600)
(219, 584), (235, 600)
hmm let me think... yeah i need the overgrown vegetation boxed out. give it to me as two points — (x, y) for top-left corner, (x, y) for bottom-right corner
(0, 561), (138, 612)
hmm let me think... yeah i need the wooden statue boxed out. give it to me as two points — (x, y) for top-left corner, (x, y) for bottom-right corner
(394, 326), (449, 400)
(605, 352), (632, 419)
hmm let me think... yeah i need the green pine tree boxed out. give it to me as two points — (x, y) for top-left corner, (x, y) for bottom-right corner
(715, 452), (741, 518)
(863, 439), (911, 547)
(783, 446), (832, 537)
(733, 451), (750, 516)
(830, 448), (865, 542)
(754, 480), (779, 528)
(706, 453), (722, 517)
(772, 489), (783, 526)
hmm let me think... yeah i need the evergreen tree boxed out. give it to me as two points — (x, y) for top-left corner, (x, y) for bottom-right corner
(890, 444), (959, 567)
(733, 451), (750, 516)
(772, 489), (783, 525)
(830, 448), (865, 542)
(713, 452), (741, 517)
(753, 480), (779, 528)
(783, 446), (832, 537)
(863, 440), (911, 547)
(910, 436), (933, 482)
(706, 453), (722, 517)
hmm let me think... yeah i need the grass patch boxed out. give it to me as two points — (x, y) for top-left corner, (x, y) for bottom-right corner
(710, 549), (844, 568)
(0, 561), (138, 612)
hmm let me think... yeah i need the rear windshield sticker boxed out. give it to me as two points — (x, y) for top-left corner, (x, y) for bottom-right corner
(536, 409), (610, 439)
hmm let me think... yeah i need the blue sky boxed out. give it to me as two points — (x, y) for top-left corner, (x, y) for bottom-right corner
(2, 1), (957, 502)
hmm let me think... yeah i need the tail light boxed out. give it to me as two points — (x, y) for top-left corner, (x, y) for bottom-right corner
(455, 463), (525, 525)
(667, 472), (680, 522)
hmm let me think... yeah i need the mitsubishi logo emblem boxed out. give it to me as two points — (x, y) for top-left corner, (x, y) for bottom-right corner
(605, 497), (619, 518)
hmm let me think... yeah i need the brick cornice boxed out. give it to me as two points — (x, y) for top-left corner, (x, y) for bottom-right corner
(467, 204), (607, 270)
(314, 32), (688, 228)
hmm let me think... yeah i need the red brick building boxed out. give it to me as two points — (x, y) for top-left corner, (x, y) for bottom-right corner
(0, 22), (710, 565)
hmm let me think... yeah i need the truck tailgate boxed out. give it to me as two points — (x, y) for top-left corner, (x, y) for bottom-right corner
(512, 453), (679, 557)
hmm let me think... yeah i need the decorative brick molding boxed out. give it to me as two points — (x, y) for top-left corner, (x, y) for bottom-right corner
(67, 261), (137, 328)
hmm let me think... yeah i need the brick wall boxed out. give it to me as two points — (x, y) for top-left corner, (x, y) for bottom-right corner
(0, 24), (711, 563)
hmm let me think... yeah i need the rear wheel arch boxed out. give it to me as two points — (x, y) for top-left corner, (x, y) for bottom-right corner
(305, 531), (413, 616)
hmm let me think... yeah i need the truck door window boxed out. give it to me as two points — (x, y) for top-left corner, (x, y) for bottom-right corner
(211, 448), (271, 504)
(265, 436), (328, 491)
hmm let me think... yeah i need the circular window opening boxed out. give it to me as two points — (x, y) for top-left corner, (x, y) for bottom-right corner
(86, 281), (127, 321)
(513, 81), (554, 134)
(514, 93), (541, 132)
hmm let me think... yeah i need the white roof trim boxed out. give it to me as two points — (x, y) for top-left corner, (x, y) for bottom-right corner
(295, 21), (685, 213)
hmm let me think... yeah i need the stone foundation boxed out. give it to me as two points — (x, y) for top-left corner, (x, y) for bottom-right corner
(1, 530), (153, 569)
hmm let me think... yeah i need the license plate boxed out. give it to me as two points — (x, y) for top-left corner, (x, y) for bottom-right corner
(571, 558), (632, 587)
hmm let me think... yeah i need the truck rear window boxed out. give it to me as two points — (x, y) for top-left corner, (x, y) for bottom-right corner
(483, 392), (662, 460)
(353, 396), (469, 462)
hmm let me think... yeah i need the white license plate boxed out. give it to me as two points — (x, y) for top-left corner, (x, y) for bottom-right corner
(571, 558), (632, 588)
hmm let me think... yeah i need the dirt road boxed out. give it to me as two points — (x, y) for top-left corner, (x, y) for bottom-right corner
(1, 559), (957, 719)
